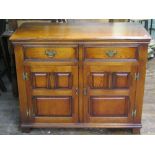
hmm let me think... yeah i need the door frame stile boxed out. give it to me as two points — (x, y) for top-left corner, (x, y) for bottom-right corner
(14, 45), (29, 124)
(78, 44), (84, 122)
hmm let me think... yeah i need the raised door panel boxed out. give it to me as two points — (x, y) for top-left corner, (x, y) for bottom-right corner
(32, 73), (49, 88)
(32, 97), (72, 117)
(84, 63), (138, 123)
(55, 73), (72, 89)
(90, 73), (109, 89)
(112, 73), (130, 88)
(90, 96), (128, 117)
(24, 65), (78, 123)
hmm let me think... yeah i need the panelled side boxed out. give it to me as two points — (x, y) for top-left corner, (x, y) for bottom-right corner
(14, 45), (29, 124)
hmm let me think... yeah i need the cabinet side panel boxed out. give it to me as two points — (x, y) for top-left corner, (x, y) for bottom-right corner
(134, 44), (148, 123)
(14, 45), (28, 123)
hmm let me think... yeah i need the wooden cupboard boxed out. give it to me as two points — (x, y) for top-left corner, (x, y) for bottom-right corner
(10, 22), (151, 134)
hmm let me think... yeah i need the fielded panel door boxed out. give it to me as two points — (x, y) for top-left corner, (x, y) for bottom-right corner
(83, 63), (138, 123)
(24, 65), (79, 123)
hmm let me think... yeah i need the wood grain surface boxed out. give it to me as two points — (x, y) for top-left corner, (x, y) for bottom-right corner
(10, 22), (150, 134)
(10, 22), (151, 42)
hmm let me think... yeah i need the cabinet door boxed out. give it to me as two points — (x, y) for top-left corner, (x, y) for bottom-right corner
(83, 63), (138, 123)
(24, 65), (79, 123)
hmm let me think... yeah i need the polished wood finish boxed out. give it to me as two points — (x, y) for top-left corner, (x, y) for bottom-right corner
(33, 97), (72, 116)
(10, 22), (150, 133)
(24, 46), (78, 60)
(10, 22), (150, 41)
(90, 96), (128, 116)
(83, 63), (138, 123)
(24, 64), (79, 123)
(84, 47), (137, 59)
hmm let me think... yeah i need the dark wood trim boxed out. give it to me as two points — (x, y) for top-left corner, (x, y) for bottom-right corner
(132, 128), (141, 134)
(21, 123), (142, 128)
(11, 40), (151, 45)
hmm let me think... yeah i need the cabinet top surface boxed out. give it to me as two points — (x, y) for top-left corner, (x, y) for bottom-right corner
(10, 22), (151, 42)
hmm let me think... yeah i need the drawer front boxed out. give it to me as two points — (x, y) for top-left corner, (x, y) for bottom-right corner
(84, 47), (138, 59)
(24, 46), (78, 60)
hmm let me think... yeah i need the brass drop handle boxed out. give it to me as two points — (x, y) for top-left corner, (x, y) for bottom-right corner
(45, 50), (56, 58)
(106, 50), (117, 57)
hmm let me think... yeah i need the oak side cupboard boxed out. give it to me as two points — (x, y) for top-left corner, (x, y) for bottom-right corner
(10, 22), (151, 134)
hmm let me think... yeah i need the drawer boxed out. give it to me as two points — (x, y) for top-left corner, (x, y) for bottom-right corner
(24, 46), (78, 60)
(84, 47), (138, 59)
